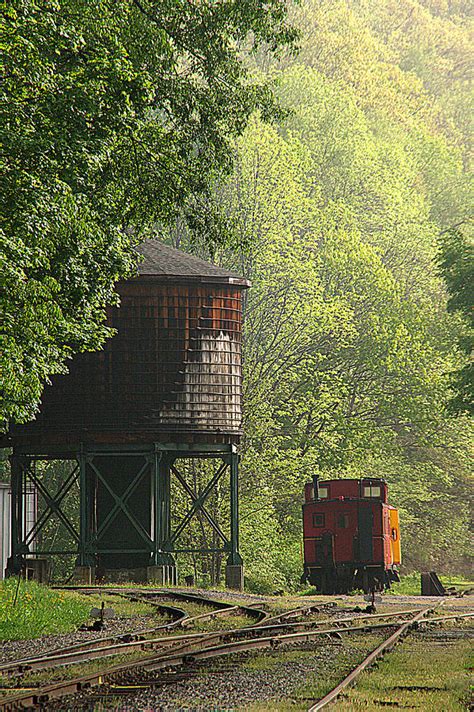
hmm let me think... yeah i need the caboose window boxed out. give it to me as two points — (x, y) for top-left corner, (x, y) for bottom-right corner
(363, 484), (381, 498)
(313, 513), (325, 527)
(318, 487), (328, 499)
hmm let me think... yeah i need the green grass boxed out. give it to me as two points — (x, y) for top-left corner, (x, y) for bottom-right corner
(0, 579), (159, 641)
(440, 575), (474, 592)
(0, 578), (91, 641)
(333, 629), (473, 711)
(297, 586), (319, 597)
(80, 591), (155, 618)
(0, 580), (259, 642)
(388, 572), (474, 596)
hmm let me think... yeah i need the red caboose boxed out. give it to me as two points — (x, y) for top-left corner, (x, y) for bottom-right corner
(302, 477), (401, 593)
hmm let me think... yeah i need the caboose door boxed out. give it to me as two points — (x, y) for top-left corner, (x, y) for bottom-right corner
(357, 505), (373, 561)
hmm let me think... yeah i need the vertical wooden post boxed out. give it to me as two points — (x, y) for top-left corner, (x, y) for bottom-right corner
(228, 447), (242, 566)
(162, 454), (172, 556)
(149, 447), (175, 582)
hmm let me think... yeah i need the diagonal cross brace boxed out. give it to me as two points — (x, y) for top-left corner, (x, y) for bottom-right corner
(168, 461), (228, 546)
(89, 458), (154, 548)
(171, 464), (228, 545)
(24, 465), (79, 546)
(27, 466), (80, 544)
(93, 459), (150, 541)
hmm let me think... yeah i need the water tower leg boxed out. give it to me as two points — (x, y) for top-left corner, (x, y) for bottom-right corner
(6, 454), (26, 576)
(148, 451), (176, 585)
(75, 448), (95, 582)
(162, 455), (176, 581)
(226, 449), (243, 590)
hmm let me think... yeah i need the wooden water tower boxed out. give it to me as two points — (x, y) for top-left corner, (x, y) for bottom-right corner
(4, 241), (249, 588)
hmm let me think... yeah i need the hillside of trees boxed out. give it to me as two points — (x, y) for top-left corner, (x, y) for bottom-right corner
(172, 0), (472, 589)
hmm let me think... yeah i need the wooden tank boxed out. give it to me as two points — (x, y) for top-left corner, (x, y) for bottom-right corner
(8, 240), (250, 452)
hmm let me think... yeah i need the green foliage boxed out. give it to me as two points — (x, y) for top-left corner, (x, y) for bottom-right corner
(0, 578), (90, 640)
(439, 227), (474, 320)
(0, 0), (295, 425)
(437, 225), (473, 414)
(240, 487), (302, 594)
(175, 0), (472, 584)
(209, 100), (469, 575)
(386, 571), (421, 595)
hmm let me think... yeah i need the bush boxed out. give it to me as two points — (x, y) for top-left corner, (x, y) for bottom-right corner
(244, 571), (288, 595)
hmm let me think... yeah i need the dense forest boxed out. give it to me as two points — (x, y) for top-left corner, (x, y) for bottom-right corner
(171, 0), (473, 589)
(2, 0), (472, 588)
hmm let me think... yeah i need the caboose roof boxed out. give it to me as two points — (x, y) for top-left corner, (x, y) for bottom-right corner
(136, 240), (250, 287)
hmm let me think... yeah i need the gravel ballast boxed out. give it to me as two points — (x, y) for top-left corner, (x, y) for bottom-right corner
(0, 613), (158, 664)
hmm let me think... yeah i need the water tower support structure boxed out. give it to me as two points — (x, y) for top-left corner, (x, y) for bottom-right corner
(7, 443), (243, 589)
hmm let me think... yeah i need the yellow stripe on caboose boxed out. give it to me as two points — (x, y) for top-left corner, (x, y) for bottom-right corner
(389, 508), (401, 564)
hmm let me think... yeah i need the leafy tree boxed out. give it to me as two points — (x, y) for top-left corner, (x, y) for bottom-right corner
(198, 73), (470, 579)
(0, 0), (296, 426)
(171, 0), (472, 584)
(194, 0), (473, 582)
(5, 0), (470, 585)
(438, 225), (473, 414)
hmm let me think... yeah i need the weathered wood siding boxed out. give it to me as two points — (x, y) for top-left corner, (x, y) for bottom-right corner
(25, 282), (244, 441)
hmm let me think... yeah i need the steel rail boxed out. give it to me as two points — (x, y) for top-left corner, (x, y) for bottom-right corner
(107, 588), (269, 627)
(149, 588), (269, 623)
(417, 611), (474, 624)
(256, 602), (336, 627)
(123, 618), (426, 673)
(111, 591), (246, 628)
(0, 614), (430, 708)
(0, 590), (194, 677)
(260, 607), (423, 630)
(0, 602), (239, 677)
(0, 596), (189, 673)
(0, 589), (266, 676)
(0, 613), (421, 677)
(113, 592), (190, 626)
(0, 607), (424, 677)
(306, 606), (435, 711)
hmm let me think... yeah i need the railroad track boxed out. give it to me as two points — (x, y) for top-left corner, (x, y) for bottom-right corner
(0, 590), (338, 678)
(0, 587), (265, 676)
(4, 595), (467, 710)
(56, 585), (270, 623)
(305, 606), (474, 711)
(2, 588), (472, 711)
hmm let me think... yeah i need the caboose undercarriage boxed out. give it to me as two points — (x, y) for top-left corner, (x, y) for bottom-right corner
(303, 564), (400, 594)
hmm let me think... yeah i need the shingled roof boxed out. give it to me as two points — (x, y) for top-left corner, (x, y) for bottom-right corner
(135, 240), (250, 286)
